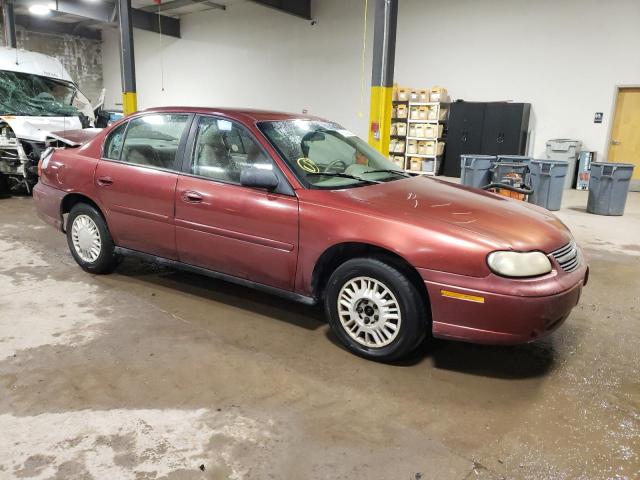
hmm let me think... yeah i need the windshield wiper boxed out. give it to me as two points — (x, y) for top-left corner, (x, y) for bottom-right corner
(306, 172), (382, 184)
(360, 169), (411, 177)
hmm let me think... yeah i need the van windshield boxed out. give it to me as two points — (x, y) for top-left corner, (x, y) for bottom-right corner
(0, 70), (84, 117)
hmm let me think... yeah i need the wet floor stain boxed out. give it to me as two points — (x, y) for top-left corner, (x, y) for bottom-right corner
(1, 196), (639, 479)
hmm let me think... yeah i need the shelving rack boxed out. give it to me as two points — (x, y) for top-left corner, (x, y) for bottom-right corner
(403, 101), (448, 175)
(388, 99), (409, 169)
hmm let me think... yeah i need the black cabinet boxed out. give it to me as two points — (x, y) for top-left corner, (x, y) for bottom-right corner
(442, 102), (486, 177)
(442, 101), (531, 177)
(480, 103), (531, 156)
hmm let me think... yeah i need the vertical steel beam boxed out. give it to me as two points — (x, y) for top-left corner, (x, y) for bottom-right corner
(368, 0), (397, 155)
(118, 0), (137, 115)
(2, 1), (17, 49)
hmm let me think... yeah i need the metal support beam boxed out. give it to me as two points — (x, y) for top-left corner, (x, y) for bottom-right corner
(249, 0), (311, 20)
(140, 0), (225, 13)
(15, 13), (101, 40)
(2, 0), (17, 48)
(368, 0), (397, 155)
(13, 0), (180, 38)
(130, 8), (180, 38)
(118, 0), (137, 115)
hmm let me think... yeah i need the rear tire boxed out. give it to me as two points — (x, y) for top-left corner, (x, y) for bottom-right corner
(66, 203), (118, 274)
(325, 257), (428, 362)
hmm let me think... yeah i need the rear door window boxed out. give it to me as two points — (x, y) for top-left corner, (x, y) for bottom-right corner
(103, 123), (127, 160)
(118, 113), (190, 170)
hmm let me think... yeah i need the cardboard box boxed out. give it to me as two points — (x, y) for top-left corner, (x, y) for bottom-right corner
(415, 124), (443, 139)
(409, 89), (421, 102)
(408, 124), (417, 137)
(416, 141), (444, 156)
(392, 155), (405, 168)
(397, 87), (410, 102)
(394, 140), (405, 153)
(409, 106), (429, 120)
(418, 89), (430, 102)
(429, 86), (448, 102)
(396, 123), (407, 136)
(415, 124), (442, 139)
(396, 104), (408, 118)
(409, 158), (422, 171)
(407, 139), (418, 155)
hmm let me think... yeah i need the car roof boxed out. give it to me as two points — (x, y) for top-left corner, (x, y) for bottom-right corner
(137, 106), (327, 123)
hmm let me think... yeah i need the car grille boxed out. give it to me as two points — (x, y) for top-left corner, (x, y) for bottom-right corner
(551, 242), (580, 273)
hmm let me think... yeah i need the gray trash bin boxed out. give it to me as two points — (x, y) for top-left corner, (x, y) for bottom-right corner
(497, 155), (532, 183)
(587, 162), (635, 216)
(496, 155), (531, 164)
(528, 159), (568, 211)
(545, 139), (582, 189)
(460, 155), (495, 188)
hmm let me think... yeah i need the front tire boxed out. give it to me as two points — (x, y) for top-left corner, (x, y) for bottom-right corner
(66, 203), (118, 274)
(325, 257), (428, 362)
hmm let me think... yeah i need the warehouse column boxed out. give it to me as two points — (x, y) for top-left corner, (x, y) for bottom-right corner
(2, 0), (17, 49)
(118, 0), (137, 115)
(368, 0), (398, 154)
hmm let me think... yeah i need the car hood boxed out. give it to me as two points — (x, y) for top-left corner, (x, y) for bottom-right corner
(340, 176), (572, 252)
(0, 115), (83, 142)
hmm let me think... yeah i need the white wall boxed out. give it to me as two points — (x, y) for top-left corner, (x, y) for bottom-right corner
(102, 0), (374, 138)
(102, 0), (640, 160)
(396, 0), (640, 159)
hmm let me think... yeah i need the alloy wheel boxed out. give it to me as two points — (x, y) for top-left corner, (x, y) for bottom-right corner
(71, 214), (102, 263)
(337, 276), (402, 348)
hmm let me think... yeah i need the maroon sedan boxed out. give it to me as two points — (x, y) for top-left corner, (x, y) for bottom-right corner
(33, 107), (588, 361)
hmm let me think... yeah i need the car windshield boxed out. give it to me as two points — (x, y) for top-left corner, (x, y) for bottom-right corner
(259, 119), (409, 189)
(0, 70), (83, 117)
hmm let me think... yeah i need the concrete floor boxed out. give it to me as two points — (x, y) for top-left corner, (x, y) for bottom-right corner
(0, 189), (638, 480)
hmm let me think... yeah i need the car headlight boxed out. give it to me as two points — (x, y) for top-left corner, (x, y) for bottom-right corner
(487, 251), (552, 278)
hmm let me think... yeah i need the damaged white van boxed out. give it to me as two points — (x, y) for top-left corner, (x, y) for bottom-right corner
(0, 47), (96, 193)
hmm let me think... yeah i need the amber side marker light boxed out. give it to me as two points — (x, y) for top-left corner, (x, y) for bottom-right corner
(440, 290), (485, 304)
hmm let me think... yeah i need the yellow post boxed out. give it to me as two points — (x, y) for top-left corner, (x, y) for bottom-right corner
(122, 92), (138, 116)
(368, 85), (393, 155)
(368, 0), (397, 156)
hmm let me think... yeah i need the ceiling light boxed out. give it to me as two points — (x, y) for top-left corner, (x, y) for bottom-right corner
(29, 4), (51, 15)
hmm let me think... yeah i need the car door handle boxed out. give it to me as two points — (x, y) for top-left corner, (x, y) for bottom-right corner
(182, 191), (204, 203)
(96, 176), (113, 187)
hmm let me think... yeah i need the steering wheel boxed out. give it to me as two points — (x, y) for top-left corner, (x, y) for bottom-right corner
(324, 159), (348, 173)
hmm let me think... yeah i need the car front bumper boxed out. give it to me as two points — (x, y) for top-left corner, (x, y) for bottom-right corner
(419, 260), (589, 345)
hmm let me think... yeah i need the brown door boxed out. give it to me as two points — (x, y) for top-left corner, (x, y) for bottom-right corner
(608, 87), (640, 190)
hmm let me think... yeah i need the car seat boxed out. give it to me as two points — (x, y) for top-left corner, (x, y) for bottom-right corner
(196, 126), (235, 181)
(123, 144), (162, 168)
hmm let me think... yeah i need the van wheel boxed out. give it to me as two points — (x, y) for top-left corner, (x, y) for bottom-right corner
(325, 257), (427, 362)
(66, 203), (118, 274)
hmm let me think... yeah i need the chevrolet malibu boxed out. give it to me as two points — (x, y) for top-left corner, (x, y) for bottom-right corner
(33, 107), (588, 361)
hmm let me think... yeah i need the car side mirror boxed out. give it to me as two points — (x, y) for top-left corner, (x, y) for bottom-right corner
(240, 168), (279, 191)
